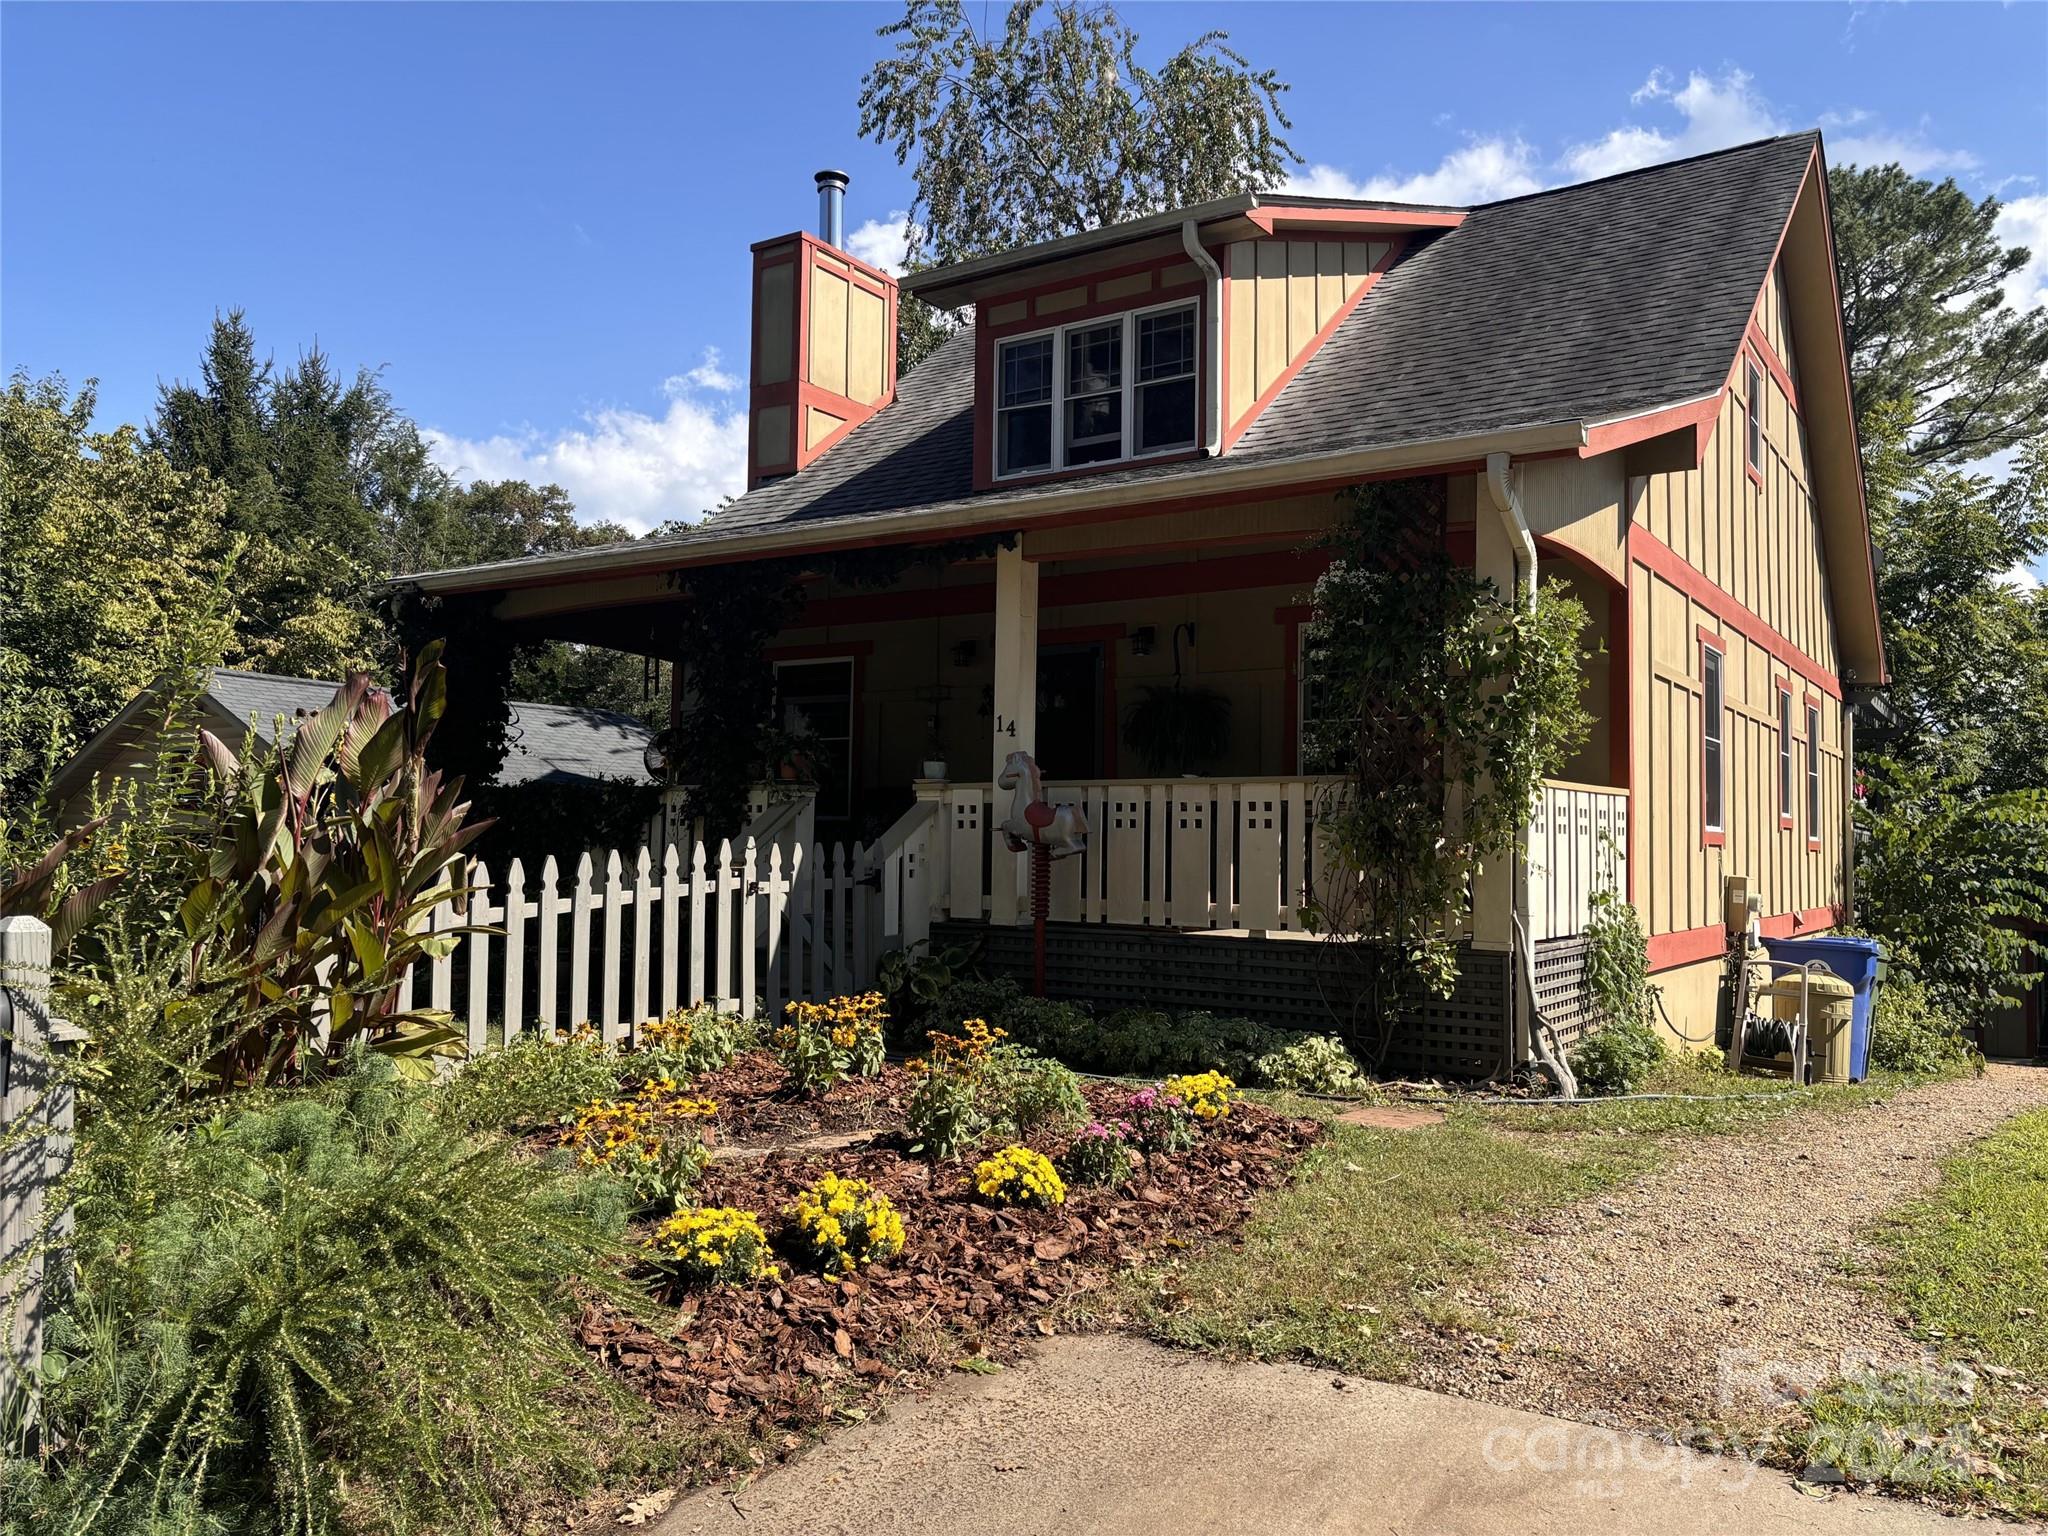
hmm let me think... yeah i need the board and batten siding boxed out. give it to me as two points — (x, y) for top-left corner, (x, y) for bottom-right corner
(1224, 239), (1387, 437)
(1629, 261), (1847, 962)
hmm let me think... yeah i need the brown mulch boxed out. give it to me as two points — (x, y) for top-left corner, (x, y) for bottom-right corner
(682, 1055), (916, 1149)
(572, 1075), (1320, 1451)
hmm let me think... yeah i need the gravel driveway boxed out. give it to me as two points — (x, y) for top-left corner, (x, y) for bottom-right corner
(1406, 1063), (2048, 1434)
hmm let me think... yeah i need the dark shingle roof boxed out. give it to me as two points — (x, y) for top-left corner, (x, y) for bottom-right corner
(207, 669), (653, 788)
(695, 132), (1815, 544)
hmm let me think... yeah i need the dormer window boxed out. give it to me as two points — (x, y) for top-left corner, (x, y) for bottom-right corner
(994, 300), (1198, 479)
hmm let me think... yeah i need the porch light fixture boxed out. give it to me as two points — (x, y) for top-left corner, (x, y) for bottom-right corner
(1129, 626), (1156, 657)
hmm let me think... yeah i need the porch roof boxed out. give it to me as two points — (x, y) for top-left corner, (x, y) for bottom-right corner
(404, 132), (1818, 598)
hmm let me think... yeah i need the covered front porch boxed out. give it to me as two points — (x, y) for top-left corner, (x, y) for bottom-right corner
(444, 475), (1631, 1069)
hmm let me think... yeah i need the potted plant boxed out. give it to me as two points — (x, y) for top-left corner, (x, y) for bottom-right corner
(1121, 683), (1231, 775)
(920, 708), (947, 780)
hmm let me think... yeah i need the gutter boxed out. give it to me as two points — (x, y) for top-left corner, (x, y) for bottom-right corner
(400, 418), (1590, 597)
(1181, 219), (1224, 457)
(1484, 451), (1577, 1097)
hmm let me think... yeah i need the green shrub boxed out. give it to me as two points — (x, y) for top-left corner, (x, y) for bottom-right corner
(1870, 972), (1980, 1074)
(1569, 1017), (1667, 1095)
(1583, 885), (1654, 1032)
(13, 1050), (630, 1536)
(437, 1027), (625, 1132)
(985, 1044), (1088, 1136)
(633, 1003), (755, 1080)
(1251, 1033), (1371, 1095)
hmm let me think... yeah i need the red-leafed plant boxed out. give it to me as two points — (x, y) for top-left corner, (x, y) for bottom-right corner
(183, 639), (491, 1083)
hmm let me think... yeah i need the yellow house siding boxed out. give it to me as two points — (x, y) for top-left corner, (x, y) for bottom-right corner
(1628, 262), (1849, 950)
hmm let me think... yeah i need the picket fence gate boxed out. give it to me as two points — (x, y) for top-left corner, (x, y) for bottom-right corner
(393, 834), (911, 1049)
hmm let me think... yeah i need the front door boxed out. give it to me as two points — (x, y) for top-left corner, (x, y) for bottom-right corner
(1035, 643), (1103, 781)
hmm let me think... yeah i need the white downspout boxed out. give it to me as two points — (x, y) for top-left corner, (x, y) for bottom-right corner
(1182, 220), (1223, 457)
(1484, 452), (1576, 1096)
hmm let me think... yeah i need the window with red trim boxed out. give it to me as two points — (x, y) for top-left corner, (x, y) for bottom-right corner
(1804, 701), (1822, 846)
(1701, 638), (1725, 840)
(1745, 362), (1764, 477)
(1776, 683), (1794, 826)
(774, 657), (856, 822)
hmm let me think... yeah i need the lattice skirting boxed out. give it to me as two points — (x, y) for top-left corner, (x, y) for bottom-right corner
(1531, 934), (1596, 1047)
(934, 920), (1512, 1080)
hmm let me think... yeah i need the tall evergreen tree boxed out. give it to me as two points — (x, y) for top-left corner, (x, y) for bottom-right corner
(1830, 164), (2048, 467)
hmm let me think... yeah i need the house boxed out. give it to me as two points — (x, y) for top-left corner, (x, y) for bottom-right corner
(52, 668), (657, 817)
(393, 132), (1883, 1076)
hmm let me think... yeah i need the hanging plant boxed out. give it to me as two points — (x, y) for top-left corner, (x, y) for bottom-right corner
(1121, 684), (1232, 775)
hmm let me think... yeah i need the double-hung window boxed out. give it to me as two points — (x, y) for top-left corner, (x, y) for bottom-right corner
(993, 300), (1198, 478)
(1805, 702), (1823, 846)
(996, 336), (1055, 479)
(1701, 638), (1725, 842)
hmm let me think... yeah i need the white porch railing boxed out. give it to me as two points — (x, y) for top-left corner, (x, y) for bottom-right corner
(908, 776), (1349, 934)
(1530, 780), (1629, 942)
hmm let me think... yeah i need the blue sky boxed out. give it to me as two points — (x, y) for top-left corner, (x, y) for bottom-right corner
(5, 1), (2046, 549)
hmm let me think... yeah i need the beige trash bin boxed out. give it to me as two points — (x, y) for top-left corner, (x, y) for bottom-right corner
(1761, 971), (1857, 1084)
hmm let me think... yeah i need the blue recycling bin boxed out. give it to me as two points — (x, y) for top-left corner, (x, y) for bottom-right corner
(1761, 934), (1884, 1081)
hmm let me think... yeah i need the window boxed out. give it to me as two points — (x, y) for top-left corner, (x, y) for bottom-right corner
(996, 335), (1054, 477)
(1745, 362), (1764, 476)
(1296, 623), (1335, 774)
(1805, 702), (1822, 845)
(1777, 684), (1795, 826)
(1135, 306), (1197, 455)
(1701, 639), (1725, 840)
(1064, 321), (1123, 465)
(992, 300), (1198, 478)
(774, 658), (855, 822)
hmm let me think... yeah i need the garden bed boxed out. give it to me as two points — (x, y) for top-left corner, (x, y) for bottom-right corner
(558, 1059), (1320, 1465)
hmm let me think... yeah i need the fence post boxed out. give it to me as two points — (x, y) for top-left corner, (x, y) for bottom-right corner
(2, 915), (76, 1414)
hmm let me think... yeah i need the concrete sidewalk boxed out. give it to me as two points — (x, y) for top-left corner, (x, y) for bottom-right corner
(660, 1334), (1968, 1535)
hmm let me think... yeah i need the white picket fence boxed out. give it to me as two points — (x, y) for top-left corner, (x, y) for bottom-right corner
(397, 835), (892, 1048)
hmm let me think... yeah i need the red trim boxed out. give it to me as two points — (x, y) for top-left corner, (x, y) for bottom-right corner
(1629, 527), (1842, 701)
(1774, 675), (1796, 829)
(979, 252), (1206, 338)
(1762, 904), (1838, 940)
(1243, 206), (1465, 234)
(1275, 604), (1314, 774)
(1223, 238), (1403, 450)
(1581, 392), (1721, 462)
(1746, 318), (1800, 415)
(1039, 623), (1125, 778)
(1698, 624), (1726, 848)
(1608, 585), (1631, 797)
(1646, 906), (1840, 973)
(1647, 924), (1727, 972)
(787, 548), (1330, 631)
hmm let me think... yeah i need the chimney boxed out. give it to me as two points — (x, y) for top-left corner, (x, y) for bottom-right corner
(747, 169), (898, 487)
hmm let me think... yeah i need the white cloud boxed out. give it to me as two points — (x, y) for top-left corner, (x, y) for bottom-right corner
(1995, 562), (2043, 593)
(425, 378), (748, 536)
(1995, 195), (2048, 312)
(847, 211), (913, 275)
(1828, 131), (1979, 177)
(1561, 67), (1783, 180)
(663, 346), (740, 395)
(1286, 137), (1543, 206)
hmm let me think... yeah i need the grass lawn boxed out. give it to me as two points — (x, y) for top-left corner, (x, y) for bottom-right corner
(1794, 1106), (2048, 1519)
(1109, 1061), (1943, 1379)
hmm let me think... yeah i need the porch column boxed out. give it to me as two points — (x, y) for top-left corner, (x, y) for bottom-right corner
(988, 540), (1038, 925)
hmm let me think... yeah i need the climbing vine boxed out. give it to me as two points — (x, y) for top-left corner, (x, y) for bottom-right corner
(658, 533), (1010, 840)
(1299, 477), (1591, 1064)
(384, 584), (518, 796)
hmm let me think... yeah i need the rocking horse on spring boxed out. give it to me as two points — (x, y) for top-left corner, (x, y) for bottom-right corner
(996, 750), (1088, 995)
